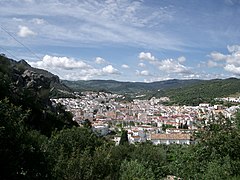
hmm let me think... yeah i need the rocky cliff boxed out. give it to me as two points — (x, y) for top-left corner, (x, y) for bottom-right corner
(0, 54), (78, 136)
(0, 54), (72, 100)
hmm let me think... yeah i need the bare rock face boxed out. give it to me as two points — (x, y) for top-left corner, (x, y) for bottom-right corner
(1, 54), (72, 100)
(18, 59), (31, 67)
(9, 68), (53, 106)
(21, 70), (51, 90)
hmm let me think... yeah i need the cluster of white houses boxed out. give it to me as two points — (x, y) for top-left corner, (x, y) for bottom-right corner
(124, 126), (193, 145)
(52, 92), (240, 145)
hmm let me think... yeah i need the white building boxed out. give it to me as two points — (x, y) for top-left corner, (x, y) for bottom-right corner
(151, 133), (191, 145)
(92, 124), (109, 136)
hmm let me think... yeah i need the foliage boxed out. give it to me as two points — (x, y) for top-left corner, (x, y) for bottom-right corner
(1, 95), (240, 179)
(168, 113), (240, 179)
(129, 143), (168, 179)
(45, 127), (109, 179)
(119, 130), (129, 145)
(63, 79), (200, 94)
(0, 55), (11, 99)
(119, 160), (155, 180)
(82, 119), (92, 129)
(162, 124), (176, 131)
(165, 78), (240, 105)
(0, 99), (51, 179)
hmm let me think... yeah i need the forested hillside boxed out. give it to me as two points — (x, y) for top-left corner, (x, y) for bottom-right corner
(63, 79), (201, 93)
(165, 78), (240, 105)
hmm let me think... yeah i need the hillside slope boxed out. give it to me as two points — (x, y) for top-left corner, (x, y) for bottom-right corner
(0, 54), (77, 136)
(63, 79), (201, 93)
(165, 78), (240, 105)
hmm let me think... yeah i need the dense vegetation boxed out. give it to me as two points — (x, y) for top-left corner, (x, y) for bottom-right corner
(165, 78), (240, 105)
(1, 96), (240, 179)
(1, 55), (240, 179)
(129, 78), (240, 105)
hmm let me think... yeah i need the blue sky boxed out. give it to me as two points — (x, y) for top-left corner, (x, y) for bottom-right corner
(1, 0), (240, 82)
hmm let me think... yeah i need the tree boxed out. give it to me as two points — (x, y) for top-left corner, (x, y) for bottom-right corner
(168, 112), (240, 179)
(130, 143), (167, 179)
(234, 110), (240, 130)
(203, 157), (232, 180)
(82, 119), (92, 129)
(108, 144), (135, 179)
(183, 122), (188, 129)
(162, 124), (175, 131)
(119, 160), (155, 180)
(119, 130), (129, 145)
(45, 127), (105, 179)
(0, 99), (51, 179)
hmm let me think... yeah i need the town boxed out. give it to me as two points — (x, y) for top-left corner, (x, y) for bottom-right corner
(52, 91), (240, 145)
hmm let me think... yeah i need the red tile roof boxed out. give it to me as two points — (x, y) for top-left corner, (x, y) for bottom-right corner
(151, 133), (191, 140)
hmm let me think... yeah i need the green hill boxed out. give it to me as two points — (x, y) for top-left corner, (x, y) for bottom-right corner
(163, 78), (240, 105)
(62, 79), (201, 93)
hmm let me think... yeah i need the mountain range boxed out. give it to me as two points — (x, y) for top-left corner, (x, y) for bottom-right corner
(62, 79), (202, 94)
(62, 78), (240, 105)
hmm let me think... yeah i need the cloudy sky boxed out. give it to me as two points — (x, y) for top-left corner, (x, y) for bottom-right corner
(1, 0), (240, 82)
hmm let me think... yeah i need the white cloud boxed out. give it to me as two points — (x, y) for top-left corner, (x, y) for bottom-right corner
(142, 71), (228, 82)
(29, 55), (90, 70)
(209, 45), (240, 75)
(18, 25), (36, 37)
(58, 69), (102, 81)
(0, 0), (183, 50)
(138, 62), (145, 67)
(24, 0), (33, 3)
(98, 0), (173, 28)
(157, 59), (190, 74)
(28, 55), (121, 80)
(207, 60), (220, 67)
(31, 18), (45, 25)
(137, 52), (192, 78)
(136, 70), (151, 76)
(177, 56), (186, 63)
(139, 52), (155, 61)
(227, 45), (240, 53)
(210, 52), (226, 61)
(224, 64), (240, 75)
(12, 17), (23, 22)
(143, 76), (172, 82)
(62, 67), (123, 80)
(95, 57), (106, 64)
(121, 64), (129, 69)
(102, 65), (120, 74)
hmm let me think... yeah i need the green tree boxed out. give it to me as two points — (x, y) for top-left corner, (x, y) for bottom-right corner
(234, 110), (240, 130)
(119, 130), (129, 145)
(82, 119), (92, 129)
(108, 144), (135, 179)
(119, 160), (155, 180)
(130, 143), (167, 179)
(0, 99), (51, 179)
(203, 157), (232, 180)
(45, 127), (105, 179)
(168, 112), (240, 179)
